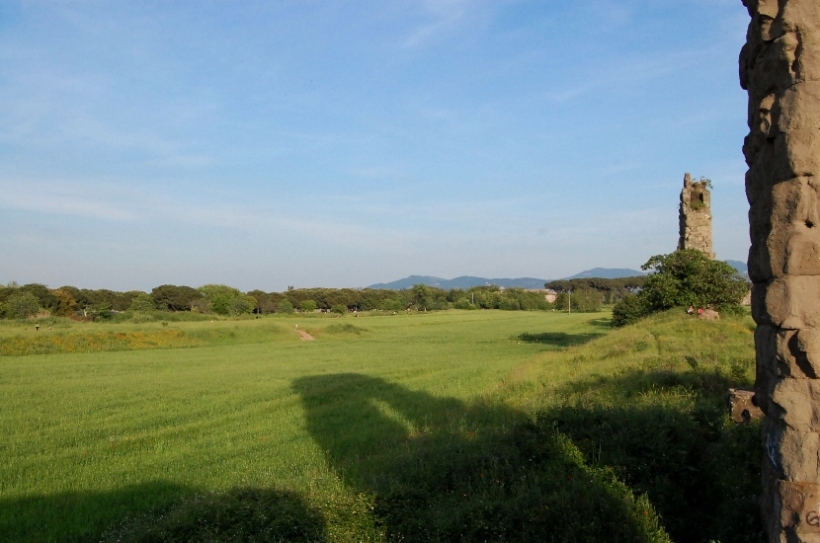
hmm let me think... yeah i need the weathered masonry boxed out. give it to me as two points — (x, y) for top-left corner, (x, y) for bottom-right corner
(678, 173), (715, 258)
(740, 1), (820, 541)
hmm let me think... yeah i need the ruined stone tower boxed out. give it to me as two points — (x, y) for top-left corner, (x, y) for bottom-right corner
(678, 173), (715, 258)
(740, 1), (820, 541)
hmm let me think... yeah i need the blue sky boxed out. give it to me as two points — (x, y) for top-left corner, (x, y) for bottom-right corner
(0, 0), (750, 291)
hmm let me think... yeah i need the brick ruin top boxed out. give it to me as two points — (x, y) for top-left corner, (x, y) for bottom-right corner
(678, 172), (715, 258)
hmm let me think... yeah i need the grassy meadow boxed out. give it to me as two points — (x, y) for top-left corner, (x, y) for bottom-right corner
(0, 309), (763, 542)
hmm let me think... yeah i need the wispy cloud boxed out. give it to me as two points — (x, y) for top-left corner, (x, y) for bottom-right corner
(0, 180), (135, 221)
(401, 0), (484, 48)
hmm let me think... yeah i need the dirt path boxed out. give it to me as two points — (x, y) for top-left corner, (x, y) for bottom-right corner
(298, 330), (315, 341)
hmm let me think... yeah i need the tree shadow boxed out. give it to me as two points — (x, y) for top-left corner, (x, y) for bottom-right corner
(293, 373), (669, 543)
(1, 482), (326, 543)
(517, 331), (605, 347)
(294, 367), (764, 543)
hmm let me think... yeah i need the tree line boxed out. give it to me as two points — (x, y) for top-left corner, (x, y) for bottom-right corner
(0, 281), (561, 320)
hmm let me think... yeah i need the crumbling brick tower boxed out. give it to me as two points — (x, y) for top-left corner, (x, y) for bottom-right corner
(740, 1), (820, 541)
(678, 173), (716, 258)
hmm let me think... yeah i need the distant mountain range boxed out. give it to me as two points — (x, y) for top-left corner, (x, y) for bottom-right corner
(367, 268), (646, 290)
(563, 267), (645, 279)
(367, 261), (748, 291)
(367, 275), (550, 290)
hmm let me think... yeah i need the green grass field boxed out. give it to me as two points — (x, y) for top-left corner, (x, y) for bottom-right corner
(0, 310), (762, 542)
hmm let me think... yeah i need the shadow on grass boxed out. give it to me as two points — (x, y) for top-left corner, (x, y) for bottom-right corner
(542, 367), (764, 543)
(293, 373), (668, 543)
(1, 483), (326, 543)
(294, 368), (764, 543)
(517, 331), (605, 347)
(3, 368), (763, 542)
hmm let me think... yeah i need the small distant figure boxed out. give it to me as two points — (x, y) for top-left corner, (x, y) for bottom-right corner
(35, 323), (40, 331)
(295, 324), (299, 329)
(354, 310), (359, 318)
(687, 305), (694, 315)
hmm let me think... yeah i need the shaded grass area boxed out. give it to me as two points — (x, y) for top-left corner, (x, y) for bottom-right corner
(323, 323), (367, 335)
(0, 310), (764, 542)
(293, 373), (670, 542)
(517, 331), (604, 347)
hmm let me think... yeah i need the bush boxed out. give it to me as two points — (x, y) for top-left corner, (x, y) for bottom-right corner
(453, 298), (475, 310)
(3, 291), (41, 319)
(498, 297), (521, 311)
(331, 304), (347, 315)
(193, 285), (255, 316)
(128, 293), (155, 312)
(277, 300), (295, 314)
(612, 294), (647, 327)
(300, 300), (318, 312)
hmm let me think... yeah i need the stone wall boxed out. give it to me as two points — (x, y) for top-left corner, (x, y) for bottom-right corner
(740, 0), (820, 541)
(678, 172), (715, 258)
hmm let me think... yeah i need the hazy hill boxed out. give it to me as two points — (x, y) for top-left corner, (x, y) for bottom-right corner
(563, 268), (645, 279)
(368, 276), (550, 290)
(368, 269), (647, 290)
(725, 260), (748, 275)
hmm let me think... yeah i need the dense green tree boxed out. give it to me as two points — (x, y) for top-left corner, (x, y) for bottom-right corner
(3, 291), (41, 319)
(611, 293), (647, 327)
(612, 250), (749, 326)
(198, 284), (254, 316)
(453, 297), (475, 310)
(639, 250), (747, 313)
(554, 289), (602, 313)
(300, 300), (318, 312)
(128, 293), (156, 312)
(277, 300), (295, 314)
(151, 285), (202, 311)
(411, 284), (432, 310)
(21, 284), (58, 311)
(113, 291), (144, 311)
(545, 277), (646, 304)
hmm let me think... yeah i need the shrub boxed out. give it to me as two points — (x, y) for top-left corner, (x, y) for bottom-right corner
(453, 298), (475, 310)
(612, 294), (647, 327)
(3, 291), (41, 319)
(498, 297), (521, 311)
(197, 285), (255, 316)
(331, 304), (347, 315)
(277, 300), (295, 314)
(128, 293), (155, 312)
(300, 300), (318, 312)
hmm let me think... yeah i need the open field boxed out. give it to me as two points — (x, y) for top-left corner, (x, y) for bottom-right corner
(0, 310), (761, 542)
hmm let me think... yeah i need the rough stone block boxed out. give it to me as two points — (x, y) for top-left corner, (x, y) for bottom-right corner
(752, 275), (820, 329)
(728, 388), (765, 422)
(778, 480), (820, 536)
(781, 429), (820, 481)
